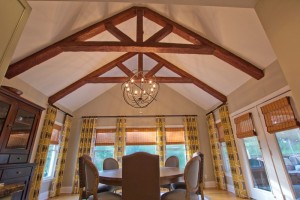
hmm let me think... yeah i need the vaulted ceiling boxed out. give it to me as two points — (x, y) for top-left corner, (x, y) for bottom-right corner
(8, 1), (276, 111)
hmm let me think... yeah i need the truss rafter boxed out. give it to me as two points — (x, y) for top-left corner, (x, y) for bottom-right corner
(6, 6), (264, 104)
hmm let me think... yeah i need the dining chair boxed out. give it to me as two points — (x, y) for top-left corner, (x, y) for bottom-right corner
(161, 156), (201, 200)
(122, 152), (160, 200)
(84, 159), (122, 200)
(171, 151), (205, 200)
(103, 158), (121, 192)
(103, 158), (119, 170)
(162, 156), (179, 191)
(78, 154), (112, 200)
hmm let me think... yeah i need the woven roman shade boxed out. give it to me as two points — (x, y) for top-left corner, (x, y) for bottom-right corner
(216, 122), (225, 142)
(50, 124), (62, 145)
(96, 128), (116, 145)
(234, 113), (256, 138)
(261, 97), (300, 134)
(166, 127), (185, 144)
(126, 128), (156, 145)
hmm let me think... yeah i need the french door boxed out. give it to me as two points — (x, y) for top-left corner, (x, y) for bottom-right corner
(232, 91), (299, 200)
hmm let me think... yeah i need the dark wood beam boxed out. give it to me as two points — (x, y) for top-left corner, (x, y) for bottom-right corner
(48, 53), (136, 104)
(6, 7), (137, 79)
(145, 62), (164, 78)
(145, 24), (173, 43)
(136, 8), (144, 42)
(5, 45), (62, 79)
(61, 41), (214, 54)
(155, 77), (192, 83)
(88, 77), (128, 83)
(142, 6), (264, 79)
(105, 22), (134, 42)
(138, 53), (143, 72)
(146, 53), (227, 102)
(116, 63), (134, 77)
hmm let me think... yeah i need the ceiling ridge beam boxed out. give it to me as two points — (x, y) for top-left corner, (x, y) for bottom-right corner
(6, 7), (137, 79)
(146, 53), (227, 102)
(48, 52), (136, 104)
(60, 41), (214, 54)
(142, 7), (264, 79)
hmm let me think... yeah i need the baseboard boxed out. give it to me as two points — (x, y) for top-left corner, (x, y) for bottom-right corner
(38, 191), (49, 200)
(227, 184), (235, 194)
(60, 186), (73, 194)
(204, 181), (216, 188)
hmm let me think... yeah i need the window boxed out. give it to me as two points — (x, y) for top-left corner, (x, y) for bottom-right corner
(43, 124), (61, 179)
(166, 127), (186, 169)
(220, 142), (231, 174)
(125, 128), (156, 155)
(93, 129), (115, 171)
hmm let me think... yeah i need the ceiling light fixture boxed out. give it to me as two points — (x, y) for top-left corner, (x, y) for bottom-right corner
(121, 70), (159, 108)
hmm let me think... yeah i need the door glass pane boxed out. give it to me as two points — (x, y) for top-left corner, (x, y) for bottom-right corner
(7, 109), (35, 149)
(276, 129), (300, 199)
(244, 136), (271, 191)
(0, 101), (10, 133)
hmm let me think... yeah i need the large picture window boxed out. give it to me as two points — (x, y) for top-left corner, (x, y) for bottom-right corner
(94, 129), (115, 171)
(125, 128), (156, 155)
(166, 127), (186, 169)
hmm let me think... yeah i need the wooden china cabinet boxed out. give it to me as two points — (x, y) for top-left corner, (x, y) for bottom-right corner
(0, 86), (43, 200)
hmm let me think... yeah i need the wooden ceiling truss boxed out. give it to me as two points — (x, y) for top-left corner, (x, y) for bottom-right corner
(6, 6), (264, 105)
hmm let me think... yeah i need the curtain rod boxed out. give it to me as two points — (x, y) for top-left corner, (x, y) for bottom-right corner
(82, 114), (197, 119)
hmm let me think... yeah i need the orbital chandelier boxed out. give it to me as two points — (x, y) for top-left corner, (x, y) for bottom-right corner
(121, 70), (159, 108)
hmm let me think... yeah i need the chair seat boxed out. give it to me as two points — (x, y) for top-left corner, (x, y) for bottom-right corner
(161, 189), (199, 200)
(87, 191), (122, 200)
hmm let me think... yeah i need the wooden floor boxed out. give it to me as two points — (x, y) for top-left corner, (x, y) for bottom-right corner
(50, 188), (246, 200)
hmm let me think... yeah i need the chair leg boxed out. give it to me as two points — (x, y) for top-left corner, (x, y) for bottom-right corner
(79, 188), (83, 200)
(200, 183), (204, 200)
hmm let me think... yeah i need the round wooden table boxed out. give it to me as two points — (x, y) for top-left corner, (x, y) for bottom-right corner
(99, 167), (184, 186)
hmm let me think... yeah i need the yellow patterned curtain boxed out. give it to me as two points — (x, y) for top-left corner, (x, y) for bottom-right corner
(49, 114), (73, 197)
(72, 118), (97, 194)
(29, 106), (57, 200)
(219, 105), (248, 198)
(183, 116), (200, 160)
(156, 117), (166, 167)
(114, 117), (126, 167)
(206, 113), (227, 190)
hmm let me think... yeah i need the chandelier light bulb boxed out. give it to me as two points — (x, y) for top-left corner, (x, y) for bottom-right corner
(126, 87), (130, 91)
(134, 90), (138, 95)
(149, 80), (152, 84)
(153, 84), (156, 88)
(141, 78), (144, 82)
(131, 79), (134, 83)
(125, 83), (129, 87)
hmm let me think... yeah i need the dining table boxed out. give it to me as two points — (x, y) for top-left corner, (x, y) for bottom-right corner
(99, 167), (184, 186)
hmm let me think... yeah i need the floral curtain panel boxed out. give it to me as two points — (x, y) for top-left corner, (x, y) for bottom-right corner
(219, 105), (248, 198)
(29, 106), (57, 200)
(114, 117), (126, 167)
(183, 116), (200, 160)
(206, 113), (227, 190)
(156, 117), (166, 167)
(49, 114), (73, 197)
(72, 118), (97, 194)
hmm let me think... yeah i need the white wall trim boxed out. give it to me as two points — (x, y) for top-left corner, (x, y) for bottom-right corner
(60, 187), (73, 194)
(204, 181), (216, 188)
(38, 191), (49, 200)
(227, 184), (235, 194)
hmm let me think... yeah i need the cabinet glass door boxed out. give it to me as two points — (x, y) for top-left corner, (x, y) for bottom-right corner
(0, 100), (11, 133)
(6, 108), (35, 149)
